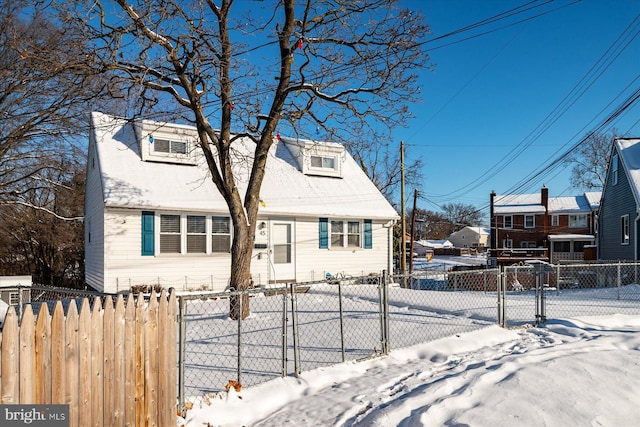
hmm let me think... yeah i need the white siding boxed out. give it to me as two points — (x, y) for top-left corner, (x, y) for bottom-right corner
(84, 137), (106, 291)
(294, 218), (391, 282)
(102, 209), (236, 293)
(96, 212), (391, 292)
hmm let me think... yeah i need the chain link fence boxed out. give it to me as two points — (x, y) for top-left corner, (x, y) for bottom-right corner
(503, 261), (640, 327)
(176, 270), (503, 407)
(3, 261), (640, 411)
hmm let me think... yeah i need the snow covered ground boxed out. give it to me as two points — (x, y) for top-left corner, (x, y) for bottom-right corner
(178, 262), (640, 427)
(179, 314), (640, 426)
(176, 256), (640, 426)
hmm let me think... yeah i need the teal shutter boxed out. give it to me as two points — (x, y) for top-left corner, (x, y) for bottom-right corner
(319, 218), (328, 249)
(364, 219), (372, 249)
(141, 211), (155, 256)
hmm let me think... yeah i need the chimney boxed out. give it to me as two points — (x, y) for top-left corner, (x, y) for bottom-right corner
(541, 185), (548, 211)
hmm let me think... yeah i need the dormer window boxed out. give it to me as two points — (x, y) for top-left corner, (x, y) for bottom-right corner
(280, 137), (344, 178)
(310, 155), (336, 170)
(135, 119), (198, 165)
(153, 138), (187, 155)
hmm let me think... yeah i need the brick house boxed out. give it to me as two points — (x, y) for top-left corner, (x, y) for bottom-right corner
(489, 186), (600, 265)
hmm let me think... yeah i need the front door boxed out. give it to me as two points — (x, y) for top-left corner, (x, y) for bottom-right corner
(270, 221), (295, 282)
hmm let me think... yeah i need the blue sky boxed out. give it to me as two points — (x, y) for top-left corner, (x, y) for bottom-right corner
(395, 0), (640, 216)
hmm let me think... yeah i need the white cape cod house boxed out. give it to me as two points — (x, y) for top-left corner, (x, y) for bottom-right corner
(84, 112), (399, 293)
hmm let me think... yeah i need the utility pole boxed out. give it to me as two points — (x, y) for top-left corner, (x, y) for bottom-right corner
(400, 141), (406, 287)
(409, 189), (418, 274)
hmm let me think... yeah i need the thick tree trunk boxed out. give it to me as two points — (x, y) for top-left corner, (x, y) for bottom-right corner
(228, 217), (254, 320)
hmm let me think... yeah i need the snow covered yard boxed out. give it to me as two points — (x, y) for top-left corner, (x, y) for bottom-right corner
(177, 272), (640, 426)
(179, 314), (640, 426)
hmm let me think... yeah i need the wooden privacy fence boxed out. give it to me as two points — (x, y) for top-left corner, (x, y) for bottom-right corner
(0, 289), (177, 427)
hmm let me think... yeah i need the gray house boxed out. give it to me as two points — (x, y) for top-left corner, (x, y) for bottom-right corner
(598, 137), (640, 260)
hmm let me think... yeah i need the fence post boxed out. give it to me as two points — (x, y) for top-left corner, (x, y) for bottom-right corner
(534, 264), (547, 326)
(379, 270), (390, 354)
(290, 283), (301, 377)
(18, 285), (23, 320)
(617, 261), (622, 300)
(281, 286), (288, 377)
(338, 281), (345, 363)
(497, 267), (504, 328)
(237, 291), (243, 384)
(177, 296), (187, 415)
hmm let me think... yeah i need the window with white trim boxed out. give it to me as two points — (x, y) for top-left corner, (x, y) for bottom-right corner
(521, 241), (536, 248)
(156, 214), (231, 254)
(212, 216), (231, 253)
(621, 214), (630, 245)
(310, 155), (336, 170)
(524, 215), (535, 229)
(186, 215), (206, 253)
(347, 221), (360, 247)
(153, 138), (187, 154)
(612, 153), (618, 185)
(330, 220), (361, 248)
(502, 239), (513, 248)
(568, 215), (587, 228)
(9, 292), (19, 305)
(503, 215), (513, 229)
(551, 215), (559, 227)
(160, 214), (181, 253)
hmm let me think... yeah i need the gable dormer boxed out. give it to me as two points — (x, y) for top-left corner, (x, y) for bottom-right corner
(283, 137), (344, 178)
(134, 119), (198, 166)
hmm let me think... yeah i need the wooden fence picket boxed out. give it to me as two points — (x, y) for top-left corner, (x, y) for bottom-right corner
(113, 295), (126, 427)
(103, 296), (115, 426)
(146, 291), (159, 426)
(65, 300), (79, 427)
(35, 303), (51, 404)
(78, 298), (91, 426)
(19, 305), (35, 403)
(51, 301), (65, 405)
(1, 307), (19, 403)
(0, 290), (177, 426)
(124, 293), (136, 426)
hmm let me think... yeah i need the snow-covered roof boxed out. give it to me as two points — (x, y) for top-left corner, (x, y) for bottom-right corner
(494, 193), (545, 214)
(456, 226), (490, 236)
(548, 194), (599, 213)
(616, 138), (640, 205)
(584, 191), (601, 209)
(415, 239), (453, 249)
(494, 191), (599, 215)
(548, 234), (595, 241)
(90, 112), (399, 220)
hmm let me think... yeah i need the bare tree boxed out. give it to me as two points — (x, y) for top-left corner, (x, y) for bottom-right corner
(403, 208), (454, 241)
(0, 3), (117, 286)
(0, 2), (112, 207)
(353, 130), (423, 205)
(566, 130), (616, 190)
(0, 162), (85, 287)
(59, 0), (431, 318)
(441, 202), (484, 230)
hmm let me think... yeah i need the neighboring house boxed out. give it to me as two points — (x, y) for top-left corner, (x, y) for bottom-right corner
(411, 239), (453, 257)
(0, 275), (32, 328)
(489, 186), (600, 265)
(85, 112), (399, 293)
(448, 226), (490, 250)
(0, 275), (32, 306)
(597, 137), (640, 261)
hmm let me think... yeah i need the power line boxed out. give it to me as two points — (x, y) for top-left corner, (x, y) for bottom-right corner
(427, 12), (640, 201)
